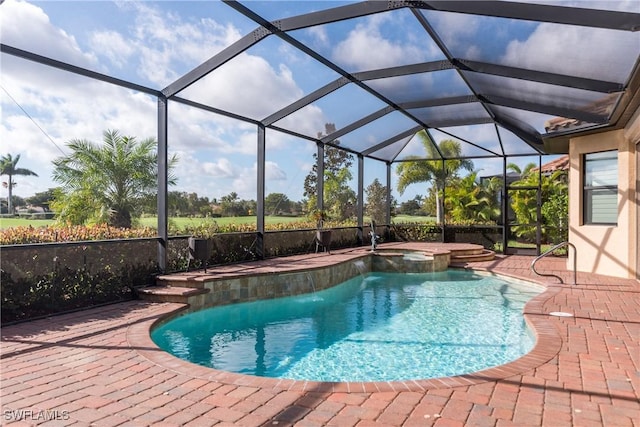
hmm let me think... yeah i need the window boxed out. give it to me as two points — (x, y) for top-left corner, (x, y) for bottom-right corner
(583, 150), (618, 225)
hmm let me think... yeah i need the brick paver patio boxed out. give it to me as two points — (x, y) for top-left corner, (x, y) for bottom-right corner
(1, 246), (639, 426)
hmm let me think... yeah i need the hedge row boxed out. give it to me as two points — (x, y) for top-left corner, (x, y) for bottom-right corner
(0, 224), (157, 245)
(1, 220), (348, 245)
(1, 261), (157, 323)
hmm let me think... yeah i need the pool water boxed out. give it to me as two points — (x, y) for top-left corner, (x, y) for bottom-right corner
(151, 269), (542, 382)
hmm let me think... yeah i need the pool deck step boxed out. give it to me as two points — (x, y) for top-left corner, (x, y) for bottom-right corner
(152, 277), (208, 289)
(136, 285), (209, 304)
(138, 243), (494, 305)
(450, 249), (496, 263)
(374, 251), (432, 258)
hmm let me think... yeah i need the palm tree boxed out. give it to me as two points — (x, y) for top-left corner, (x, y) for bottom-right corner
(52, 129), (178, 228)
(447, 172), (501, 223)
(0, 154), (38, 214)
(508, 163), (568, 243)
(506, 162), (536, 177)
(396, 132), (473, 223)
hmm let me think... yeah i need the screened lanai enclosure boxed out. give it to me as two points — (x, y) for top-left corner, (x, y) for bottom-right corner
(2, 0), (640, 274)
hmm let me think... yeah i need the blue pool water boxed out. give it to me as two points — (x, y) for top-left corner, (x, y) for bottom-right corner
(151, 269), (542, 382)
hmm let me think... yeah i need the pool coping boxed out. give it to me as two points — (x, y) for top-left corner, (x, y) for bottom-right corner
(128, 260), (563, 393)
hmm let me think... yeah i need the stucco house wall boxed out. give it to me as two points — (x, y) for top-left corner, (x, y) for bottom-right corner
(568, 107), (639, 280)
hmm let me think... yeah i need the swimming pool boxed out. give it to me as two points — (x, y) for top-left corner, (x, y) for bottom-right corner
(151, 269), (542, 382)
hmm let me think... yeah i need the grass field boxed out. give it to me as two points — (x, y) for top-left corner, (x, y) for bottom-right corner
(0, 215), (436, 230)
(0, 217), (56, 229)
(140, 215), (306, 229)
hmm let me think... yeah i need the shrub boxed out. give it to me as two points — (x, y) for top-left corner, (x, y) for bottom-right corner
(1, 261), (157, 323)
(0, 224), (157, 245)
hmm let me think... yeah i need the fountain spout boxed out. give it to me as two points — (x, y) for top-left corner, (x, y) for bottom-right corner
(369, 221), (380, 251)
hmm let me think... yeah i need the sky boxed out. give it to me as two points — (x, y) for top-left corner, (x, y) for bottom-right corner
(1, 0), (638, 207)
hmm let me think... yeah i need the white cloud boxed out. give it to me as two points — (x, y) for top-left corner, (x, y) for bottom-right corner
(178, 53), (305, 121)
(307, 26), (328, 46)
(271, 104), (326, 138)
(332, 17), (427, 71)
(1, 59), (157, 196)
(0, 0), (99, 69)
(0, 0), (379, 203)
(88, 31), (135, 69)
(265, 161), (287, 181)
(115, 2), (242, 87)
(501, 23), (639, 82)
(429, 12), (479, 57)
(201, 158), (239, 178)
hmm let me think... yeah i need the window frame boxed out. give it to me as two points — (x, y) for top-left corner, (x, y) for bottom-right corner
(583, 150), (618, 226)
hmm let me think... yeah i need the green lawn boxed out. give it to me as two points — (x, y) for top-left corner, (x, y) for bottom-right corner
(139, 215), (306, 229)
(0, 217), (56, 229)
(141, 215), (436, 228)
(391, 215), (435, 223)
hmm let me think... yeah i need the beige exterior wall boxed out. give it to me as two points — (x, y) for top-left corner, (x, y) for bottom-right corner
(568, 108), (639, 279)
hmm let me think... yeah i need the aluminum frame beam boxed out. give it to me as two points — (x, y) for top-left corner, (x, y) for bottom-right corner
(162, 27), (268, 97)
(432, 126), (502, 157)
(254, 0), (640, 33)
(256, 124), (266, 259)
(482, 94), (609, 125)
(399, 95), (476, 110)
(263, 77), (350, 126)
(225, 0), (445, 153)
(362, 126), (423, 156)
(264, 61), (452, 126)
(414, 1), (640, 31)
(1, 44), (160, 96)
(353, 60), (453, 81)
(157, 97), (169, 272)
(274, 1), (404, 32)
(491, 112), (544, 152)
(458, 60), (626, 93)
(357, 154), (364, 245)
(320, 106), (394, 144)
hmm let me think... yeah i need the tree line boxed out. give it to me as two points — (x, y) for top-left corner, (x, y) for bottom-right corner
(1, 127), (393, 228)
(2, 127), (567, 243)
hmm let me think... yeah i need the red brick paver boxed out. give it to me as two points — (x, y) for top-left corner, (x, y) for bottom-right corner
(1, 246), (639, 426)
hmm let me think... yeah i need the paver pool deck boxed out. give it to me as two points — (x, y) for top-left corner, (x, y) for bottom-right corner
(1, 243), (639, 426)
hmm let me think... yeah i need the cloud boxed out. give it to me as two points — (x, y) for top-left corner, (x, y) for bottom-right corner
(0, 0), (319, 199)
(1, 60), (158, 196)
(178, 53), (305, 121)
(271, 104), (326, 138)
(201, 158), (239, 178)
(427, 11), (479, 58)
(332, 15), (427, 71)
(501, 22), (640, 82)
(88, 31), (136, 69)
(0, 0), (99, 69)
(307, 26), (328, 46)
(110, 2), (243, 87)
(265, 161), (287, 181)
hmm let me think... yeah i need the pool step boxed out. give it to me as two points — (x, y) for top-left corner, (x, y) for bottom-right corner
(449, 249), (496, 263)
(137, 285), (209, 304)
(138, 243), (495, 305)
